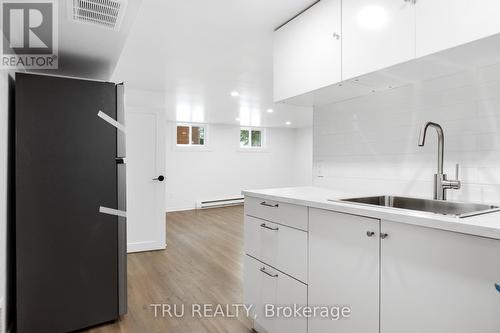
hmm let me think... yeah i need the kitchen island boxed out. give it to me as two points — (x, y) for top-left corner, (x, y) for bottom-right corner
(243, 186), (500, 333)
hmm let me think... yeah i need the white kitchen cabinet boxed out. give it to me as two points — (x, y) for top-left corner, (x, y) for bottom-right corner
(308, 208), (380, 333)
(244, 255), (307, 333)
(381, 221), (500, 333)
(273, 0), (341, 102)
(416, 0), (500, 57)
(342, 0), (416, 80)
(245, 216), (308, 283)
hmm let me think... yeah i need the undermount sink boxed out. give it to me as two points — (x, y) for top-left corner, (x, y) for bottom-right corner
(334, 196), (500, 218)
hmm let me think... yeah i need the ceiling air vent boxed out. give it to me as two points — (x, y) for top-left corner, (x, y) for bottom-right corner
(69, 0), (128, 31)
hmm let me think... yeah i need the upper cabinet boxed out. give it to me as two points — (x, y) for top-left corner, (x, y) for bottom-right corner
(342, 0), (416, 80)
(274, 0), (500, 105)
(273, 0), (341, 102)
(416, 0), (500, 57)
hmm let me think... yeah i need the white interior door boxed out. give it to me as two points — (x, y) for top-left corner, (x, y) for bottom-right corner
(126, 111), (166, 253)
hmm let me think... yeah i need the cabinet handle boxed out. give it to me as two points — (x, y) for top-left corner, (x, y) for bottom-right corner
(260, 223), (279, 231)
(260, 267), (279, 278)
(366, 231), (375, 237)
(380, 233), (389, 239)
(332, 32), (341, 40)
(260, 201), (279, 208)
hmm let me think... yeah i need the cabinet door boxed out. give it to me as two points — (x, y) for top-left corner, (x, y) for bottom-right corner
(273, 0), (341, 102)
(381, 221), (500, 333)
(308, 209), (380, 333)
(244, 256), (307, 333)
(342, 0), (415, 80)
(416, 0), (500, 57)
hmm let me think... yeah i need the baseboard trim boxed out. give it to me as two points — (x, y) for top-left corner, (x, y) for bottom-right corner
(166, 204), (243, 213)
(166, 207), (196, 213)
(127, 241), (166, 253)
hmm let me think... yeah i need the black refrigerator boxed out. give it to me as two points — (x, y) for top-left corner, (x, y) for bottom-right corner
(13, 73), (127, 333)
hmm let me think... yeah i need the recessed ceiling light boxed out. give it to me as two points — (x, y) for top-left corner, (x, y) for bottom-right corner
(285, 121), (291, 125)
(230, 91), (239, 97)
(236, 117), (240, 121)
(267, 109), (274, 113)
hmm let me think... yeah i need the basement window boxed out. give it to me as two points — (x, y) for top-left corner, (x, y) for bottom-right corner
(240, 127), (265, 149)
(176, 124), (206, 146)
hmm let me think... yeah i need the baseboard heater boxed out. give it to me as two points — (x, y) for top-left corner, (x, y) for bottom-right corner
(196, 196), (245, 209)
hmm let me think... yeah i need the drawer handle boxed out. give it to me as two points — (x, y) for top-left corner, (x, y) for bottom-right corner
(260, 223), (279, 231)
(260, 201), (279, 208)
(260, 267), (278, 278)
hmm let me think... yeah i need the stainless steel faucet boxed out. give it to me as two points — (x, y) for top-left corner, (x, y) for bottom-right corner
(418, 121), (461, 200)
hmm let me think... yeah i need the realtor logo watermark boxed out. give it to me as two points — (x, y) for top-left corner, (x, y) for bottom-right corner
(1, 0), (58, 69)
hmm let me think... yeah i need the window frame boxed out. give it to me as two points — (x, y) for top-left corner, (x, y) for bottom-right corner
(239, 127), (267, 150)
(175, 122), (208, 148)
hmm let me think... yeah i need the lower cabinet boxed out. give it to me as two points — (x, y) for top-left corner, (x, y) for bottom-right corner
(308, 208), (380, 333)
(309, 208), (500, 333)
(381, 220), (500, 333)
(244, 255), (307, 333)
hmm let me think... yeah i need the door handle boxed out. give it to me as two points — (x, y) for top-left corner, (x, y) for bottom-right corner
(260, 267), (278, 278)
(152, 175), (165, 181)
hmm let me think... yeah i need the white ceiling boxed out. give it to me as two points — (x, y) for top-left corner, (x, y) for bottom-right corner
(112, 0), (315, 128)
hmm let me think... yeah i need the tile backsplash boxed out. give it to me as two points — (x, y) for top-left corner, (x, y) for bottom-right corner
(313, 62), (500, 204)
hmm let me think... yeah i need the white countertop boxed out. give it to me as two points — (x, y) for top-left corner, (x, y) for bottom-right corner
(242, 186), (500, 240)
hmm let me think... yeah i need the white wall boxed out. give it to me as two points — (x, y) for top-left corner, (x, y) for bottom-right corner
(0, 72), (6, 333)
(166, 122), (312, 211)
(0, 70), (14, 333)
(313, 62), (500, 203)
(293, 127), (313, 186)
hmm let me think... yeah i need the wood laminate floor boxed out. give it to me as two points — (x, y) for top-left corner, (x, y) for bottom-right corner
(85, 206), (253, 333)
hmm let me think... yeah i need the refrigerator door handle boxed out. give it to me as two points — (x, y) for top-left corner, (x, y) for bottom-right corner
(97, 111), (126, 133)
(99, 206), (127, 218)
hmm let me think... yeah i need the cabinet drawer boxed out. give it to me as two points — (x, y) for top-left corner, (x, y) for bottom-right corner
(245, 216), (307, 283)
(244, 255), (307, 333)
(245, 196), (308, 231)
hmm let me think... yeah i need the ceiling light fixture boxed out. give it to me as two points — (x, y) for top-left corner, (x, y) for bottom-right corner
(285, 121), (291, 125)
(230, 91), (239, 97)
(267, 109), (274, 113)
